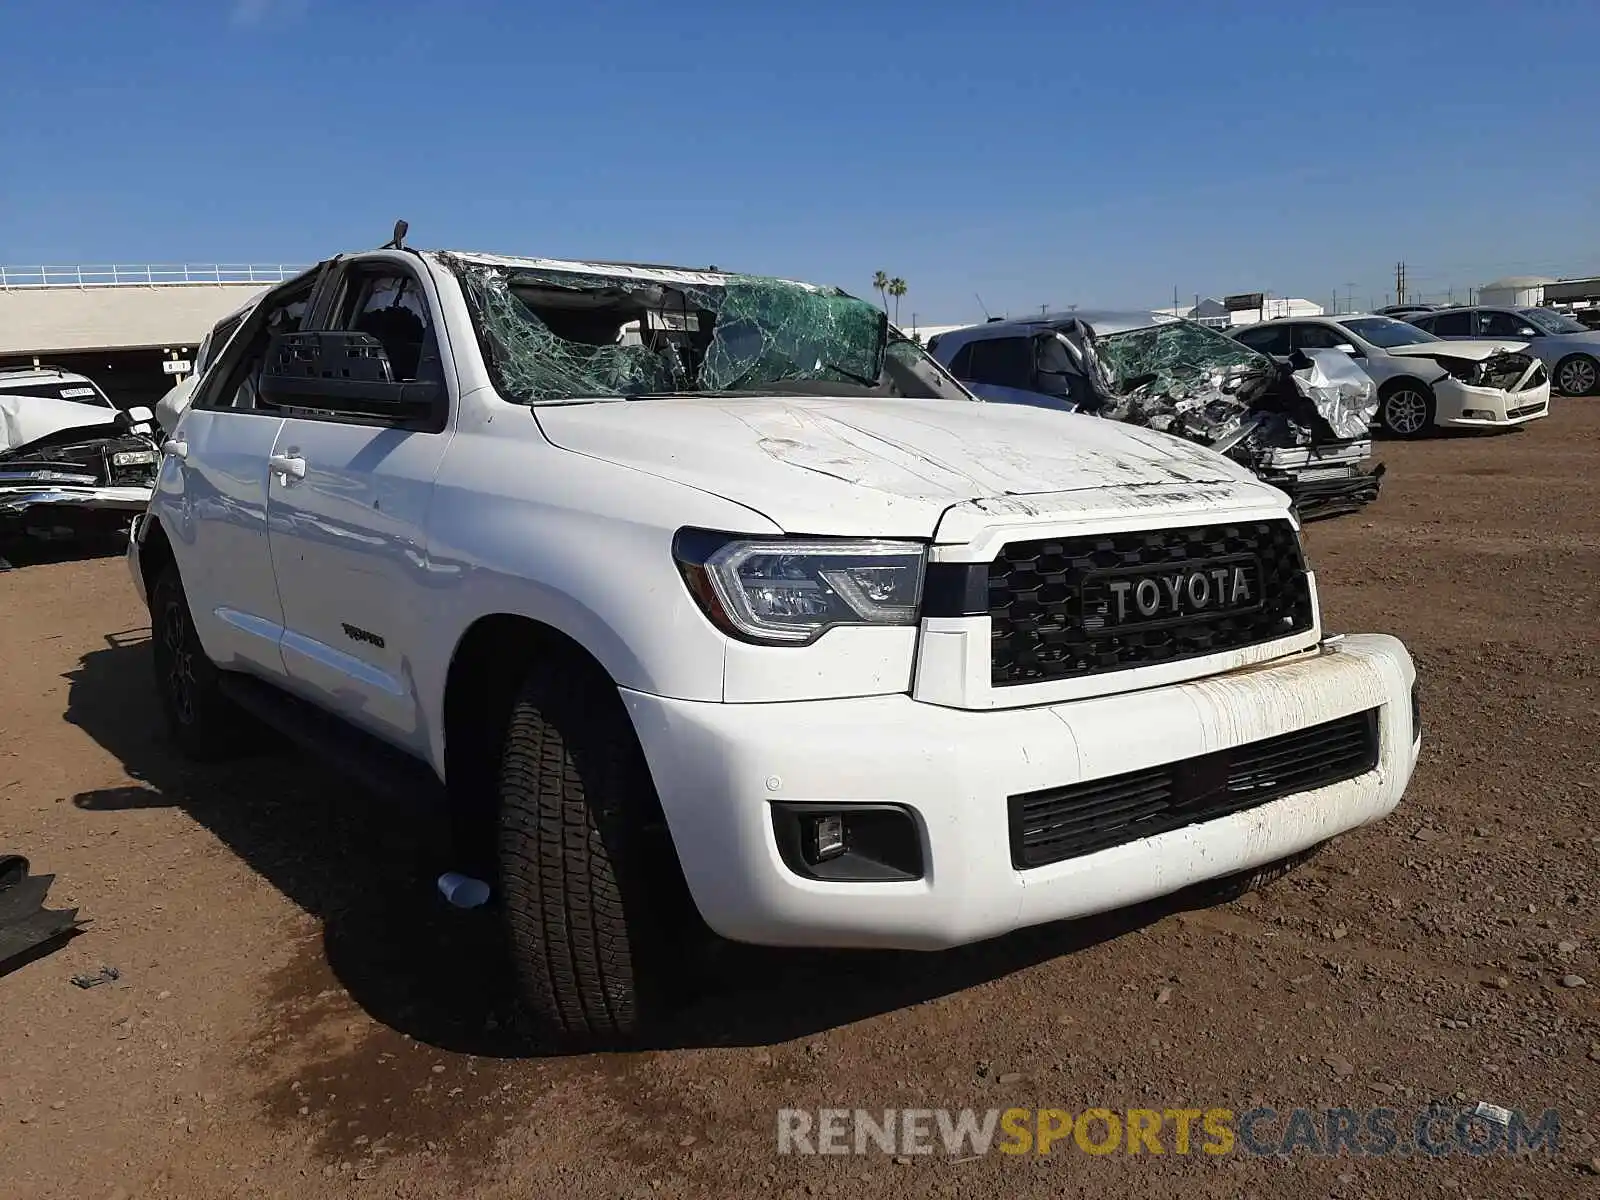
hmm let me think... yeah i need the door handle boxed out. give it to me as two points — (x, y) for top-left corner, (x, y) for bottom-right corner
(163, 439), (188, 460)
(268, 453), (306, 481)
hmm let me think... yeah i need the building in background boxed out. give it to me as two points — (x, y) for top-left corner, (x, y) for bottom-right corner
(1151, 293), (1325, 328)
(1531, 275), (1600, 317)
(0, 264), (294, 409)
(1477, 275), (1557, 307)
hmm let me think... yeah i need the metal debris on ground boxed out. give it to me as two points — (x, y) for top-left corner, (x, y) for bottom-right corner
(0, 854), (86, 974)
(69, 964), (121, 989)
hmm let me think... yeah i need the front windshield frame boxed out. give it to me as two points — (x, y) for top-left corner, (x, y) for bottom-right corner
(1519, 307), (1587, 335)
(449, 259), (974, 405)
(1342, 317), (1440, 349)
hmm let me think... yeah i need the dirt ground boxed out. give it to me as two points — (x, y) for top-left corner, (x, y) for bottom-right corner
(1, 409), (1597, 1200)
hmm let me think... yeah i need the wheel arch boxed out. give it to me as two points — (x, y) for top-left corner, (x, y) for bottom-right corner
(1377, 373), (1436, 398)
(437, 612), (688, 888)
(137, 514), (178, 604)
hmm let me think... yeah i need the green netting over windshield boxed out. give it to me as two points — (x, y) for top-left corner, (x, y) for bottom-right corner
(1094, 321), (1261, 396)
(686, 277), (884, 391)
(462, 269), (678, 400)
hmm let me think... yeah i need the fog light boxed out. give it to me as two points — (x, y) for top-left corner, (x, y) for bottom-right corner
(805, 814), (847, 863)
(770, 804), (923, 881)
(1462, 408), (1493, 420)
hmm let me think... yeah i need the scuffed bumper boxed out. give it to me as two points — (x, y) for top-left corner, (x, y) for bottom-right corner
(625, 633), (1418, 951)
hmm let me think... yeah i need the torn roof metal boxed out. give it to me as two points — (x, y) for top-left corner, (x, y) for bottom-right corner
(429, 250), (829, 294)
(954, 310), (1184, 343)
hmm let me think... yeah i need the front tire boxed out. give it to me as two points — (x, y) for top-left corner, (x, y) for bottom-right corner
(1378, 380), (1435, 438)
(1554, 354), (1598, 397)
(148, 564), (254, 759)
(497, 662), (687, 1043)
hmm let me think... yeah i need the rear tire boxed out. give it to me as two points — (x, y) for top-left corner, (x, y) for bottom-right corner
(1378, 380), (1435, 438)
(496, 662), (688, 1043)
(148, 564), (255, 760)
(1554, 353), (1598, 397)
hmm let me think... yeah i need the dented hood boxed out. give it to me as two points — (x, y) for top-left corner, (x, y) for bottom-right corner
(536, 395), (1287, 537)
(1385, 339), (1528, 361)
(0, 394), (119, 453)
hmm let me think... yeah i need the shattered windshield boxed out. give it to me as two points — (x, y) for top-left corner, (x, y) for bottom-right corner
(1520, 307), (1587, 335)
(452, 260), (967, 404)
(1092, 319), (1269, 393)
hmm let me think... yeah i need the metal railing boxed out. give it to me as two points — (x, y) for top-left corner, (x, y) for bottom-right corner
(0, 263), (307, 290)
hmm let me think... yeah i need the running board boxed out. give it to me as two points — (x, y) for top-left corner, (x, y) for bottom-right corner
(216, 672), (445, 804)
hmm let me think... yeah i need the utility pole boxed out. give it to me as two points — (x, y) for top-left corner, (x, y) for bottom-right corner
(1345, 282), (1357, 314)
(1394, 261), (1407, 306)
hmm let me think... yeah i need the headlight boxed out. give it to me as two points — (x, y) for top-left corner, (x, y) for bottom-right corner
(674, 529), (926, 645)
(111, 450), (157, 467)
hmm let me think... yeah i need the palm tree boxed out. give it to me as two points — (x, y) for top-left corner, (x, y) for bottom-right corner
(888, 277), (907, 325)
(872, 270), (889, 312)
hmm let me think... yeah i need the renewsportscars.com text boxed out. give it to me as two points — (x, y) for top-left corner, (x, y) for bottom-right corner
(776, 1105), (1560, 1159)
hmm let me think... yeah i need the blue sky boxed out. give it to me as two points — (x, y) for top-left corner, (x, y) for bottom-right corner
(3, 0), (1598, 324)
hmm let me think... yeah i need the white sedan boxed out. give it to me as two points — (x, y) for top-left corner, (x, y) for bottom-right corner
(1233, 315), (1550, 438)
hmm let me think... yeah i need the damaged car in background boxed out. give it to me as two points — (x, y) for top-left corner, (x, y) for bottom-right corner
(929, 311), (1383, 520)
(1231, 315), (1550, 438)
(0, 366), (159, 547)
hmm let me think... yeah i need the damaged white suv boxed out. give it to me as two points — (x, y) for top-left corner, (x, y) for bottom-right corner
(128, 241), (1420, 1040)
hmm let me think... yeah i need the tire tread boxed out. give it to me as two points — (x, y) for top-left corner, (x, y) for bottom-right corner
(497, 665), (656, 1040)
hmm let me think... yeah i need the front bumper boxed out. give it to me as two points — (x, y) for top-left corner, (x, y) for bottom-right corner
(0, 484), (153, 519)
(1435, 378), (1551, 428)
(625, 633), (1418, 950)
(1266, 463), (1385, 521)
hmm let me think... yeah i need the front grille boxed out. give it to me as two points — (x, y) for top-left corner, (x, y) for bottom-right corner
(989, 520), (1313, 686)
(1508, 401), (1547, 419)
(1008, 708), (1380, 869)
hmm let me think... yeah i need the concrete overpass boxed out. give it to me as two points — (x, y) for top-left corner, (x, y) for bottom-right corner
(0, 264), (304, 408)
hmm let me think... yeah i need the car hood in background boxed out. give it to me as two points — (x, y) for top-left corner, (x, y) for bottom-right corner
(1384, 339), (1528, 361)
(535, 394), (1285, 539)
(0, 394), (121, 453)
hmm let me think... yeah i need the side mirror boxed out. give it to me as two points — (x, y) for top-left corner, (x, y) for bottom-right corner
(1517, 327), (1539, 337)
(125, 405), (155, 424)
(259, 331), (442, 422)
(1334, 343), (1362, 356)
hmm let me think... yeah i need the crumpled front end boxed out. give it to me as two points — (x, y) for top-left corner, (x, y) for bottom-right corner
(1081, 328), (1383, 521)
(0, 428), (159, 541)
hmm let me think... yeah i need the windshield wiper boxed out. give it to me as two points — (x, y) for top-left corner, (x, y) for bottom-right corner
(821, 362), (879, 388)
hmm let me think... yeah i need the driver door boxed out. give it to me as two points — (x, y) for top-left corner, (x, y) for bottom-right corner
(263, 257), (455, 755)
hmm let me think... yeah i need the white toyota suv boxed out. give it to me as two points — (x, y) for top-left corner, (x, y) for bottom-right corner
(128, 241), (1421, 1040)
